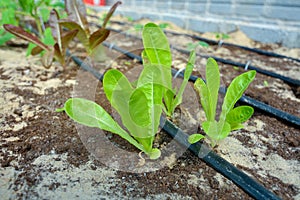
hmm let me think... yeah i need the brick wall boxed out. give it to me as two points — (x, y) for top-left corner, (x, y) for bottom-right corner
(99, 0), (300, 47)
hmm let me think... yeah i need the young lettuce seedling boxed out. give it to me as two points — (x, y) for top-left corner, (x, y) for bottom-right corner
(59, 0), (121, 55)
(57, 64), (163, 159)
(57, 23), (170, 159)
(188, 58), (256, 147)
(4, 9), (78, 68)
(58, 22), (196, 159)
(187, 41), (209, 51)
(142, 23), (196, 118)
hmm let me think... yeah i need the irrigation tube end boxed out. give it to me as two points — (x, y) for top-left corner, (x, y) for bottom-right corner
(218, 40), (224, 48)
(173, 68), (185, 79)
(245, 60), (251, 71)
(109, 43), (115, 51)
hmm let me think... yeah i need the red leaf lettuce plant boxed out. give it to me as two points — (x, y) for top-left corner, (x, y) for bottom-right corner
(3, 0), (121, 68)
(4, 9), (78, 68)
(59, 0), (121, 55)
(0, 0), (65, 45)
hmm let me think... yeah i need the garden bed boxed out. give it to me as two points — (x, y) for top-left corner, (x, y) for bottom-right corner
(0, 15), (299, 200)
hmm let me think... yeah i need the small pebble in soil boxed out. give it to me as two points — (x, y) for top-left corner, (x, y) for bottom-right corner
(50, 149), (56, 155)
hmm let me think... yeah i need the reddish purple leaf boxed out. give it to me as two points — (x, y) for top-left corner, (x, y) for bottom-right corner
(31, 46), (44, 56)
(59, 20), (89, 49)
(54, 43), (64, 66)
(89, 28), (110, 50)
(42, 49), (54, 68)
(102, 1), (122, 28)
(53, 29), (79, 66)
(60, 29), (78, 53)
(49, 9), (62, 47)
(65, 0), (89, 35)
(3, 24), (50, 51)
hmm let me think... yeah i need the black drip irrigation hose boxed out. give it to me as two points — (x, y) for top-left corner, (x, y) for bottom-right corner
(66, 50), (104, 81)
(171, 46), (300, 87)
(102, 41), (300, 127)
(168, 30), (300, 63)
(68, 50), (281, 200)
(101, 18), (300, 63)
(161, 117), (280, 200)
(143, 29), (299, 86)
(104, 27), (300, 87)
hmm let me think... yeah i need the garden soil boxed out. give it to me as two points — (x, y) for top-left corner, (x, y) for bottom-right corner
(0, 16), (300, 200)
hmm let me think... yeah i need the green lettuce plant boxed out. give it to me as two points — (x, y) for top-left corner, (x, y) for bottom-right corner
(215, 32), (230, 40)
(57, 64), (163, 159)
(188, 58), (256, 147)
(141, 23), (196, 118)
(55, 23), (158, 159)
(57, 23), (195, 159)
(186, 41), (209, 51)
(134, 23), (170, 32)
(163, 51), (195, 117)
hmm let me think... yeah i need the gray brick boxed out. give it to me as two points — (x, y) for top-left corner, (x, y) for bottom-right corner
(186, 0), (207, 2)
(140, 13), (162, 21)
(188, 18), (219, 33)
(187, 3), (206, 14)
(120, 1), (134, 7)
(120, 11), (142, 21)
(239, 25), (300, 48)
(162, 14), (186, 28)
(134, 0), (144, 7)
(188, 18), (237, 33)
(235, 0), (264, 5)
(156, 2), (170, 12)
(235, 4), (263, 17)
(170, 2), (186, 11)
(91, 0), (300, 48)
(282, 31), (300, 48)
(240, 25), (283, 44)
(141, 1), (154, 8)
(266, 0), (300, 7)
(211, 0), (232, 3)
(219, 22), (237, 33)
(264, 6), (300, 21)
(209, 3), (234, 15)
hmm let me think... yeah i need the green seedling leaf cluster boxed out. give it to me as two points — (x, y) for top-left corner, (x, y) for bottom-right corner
(188, 58), (256, 147)
(58, 63), (163, 159)
(141, 23), (196, 117)
(58, 23), (195, 159)
(187, 41), (209, 51)
(162, 51), (196, 117)
(215, 32), (230, 40)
